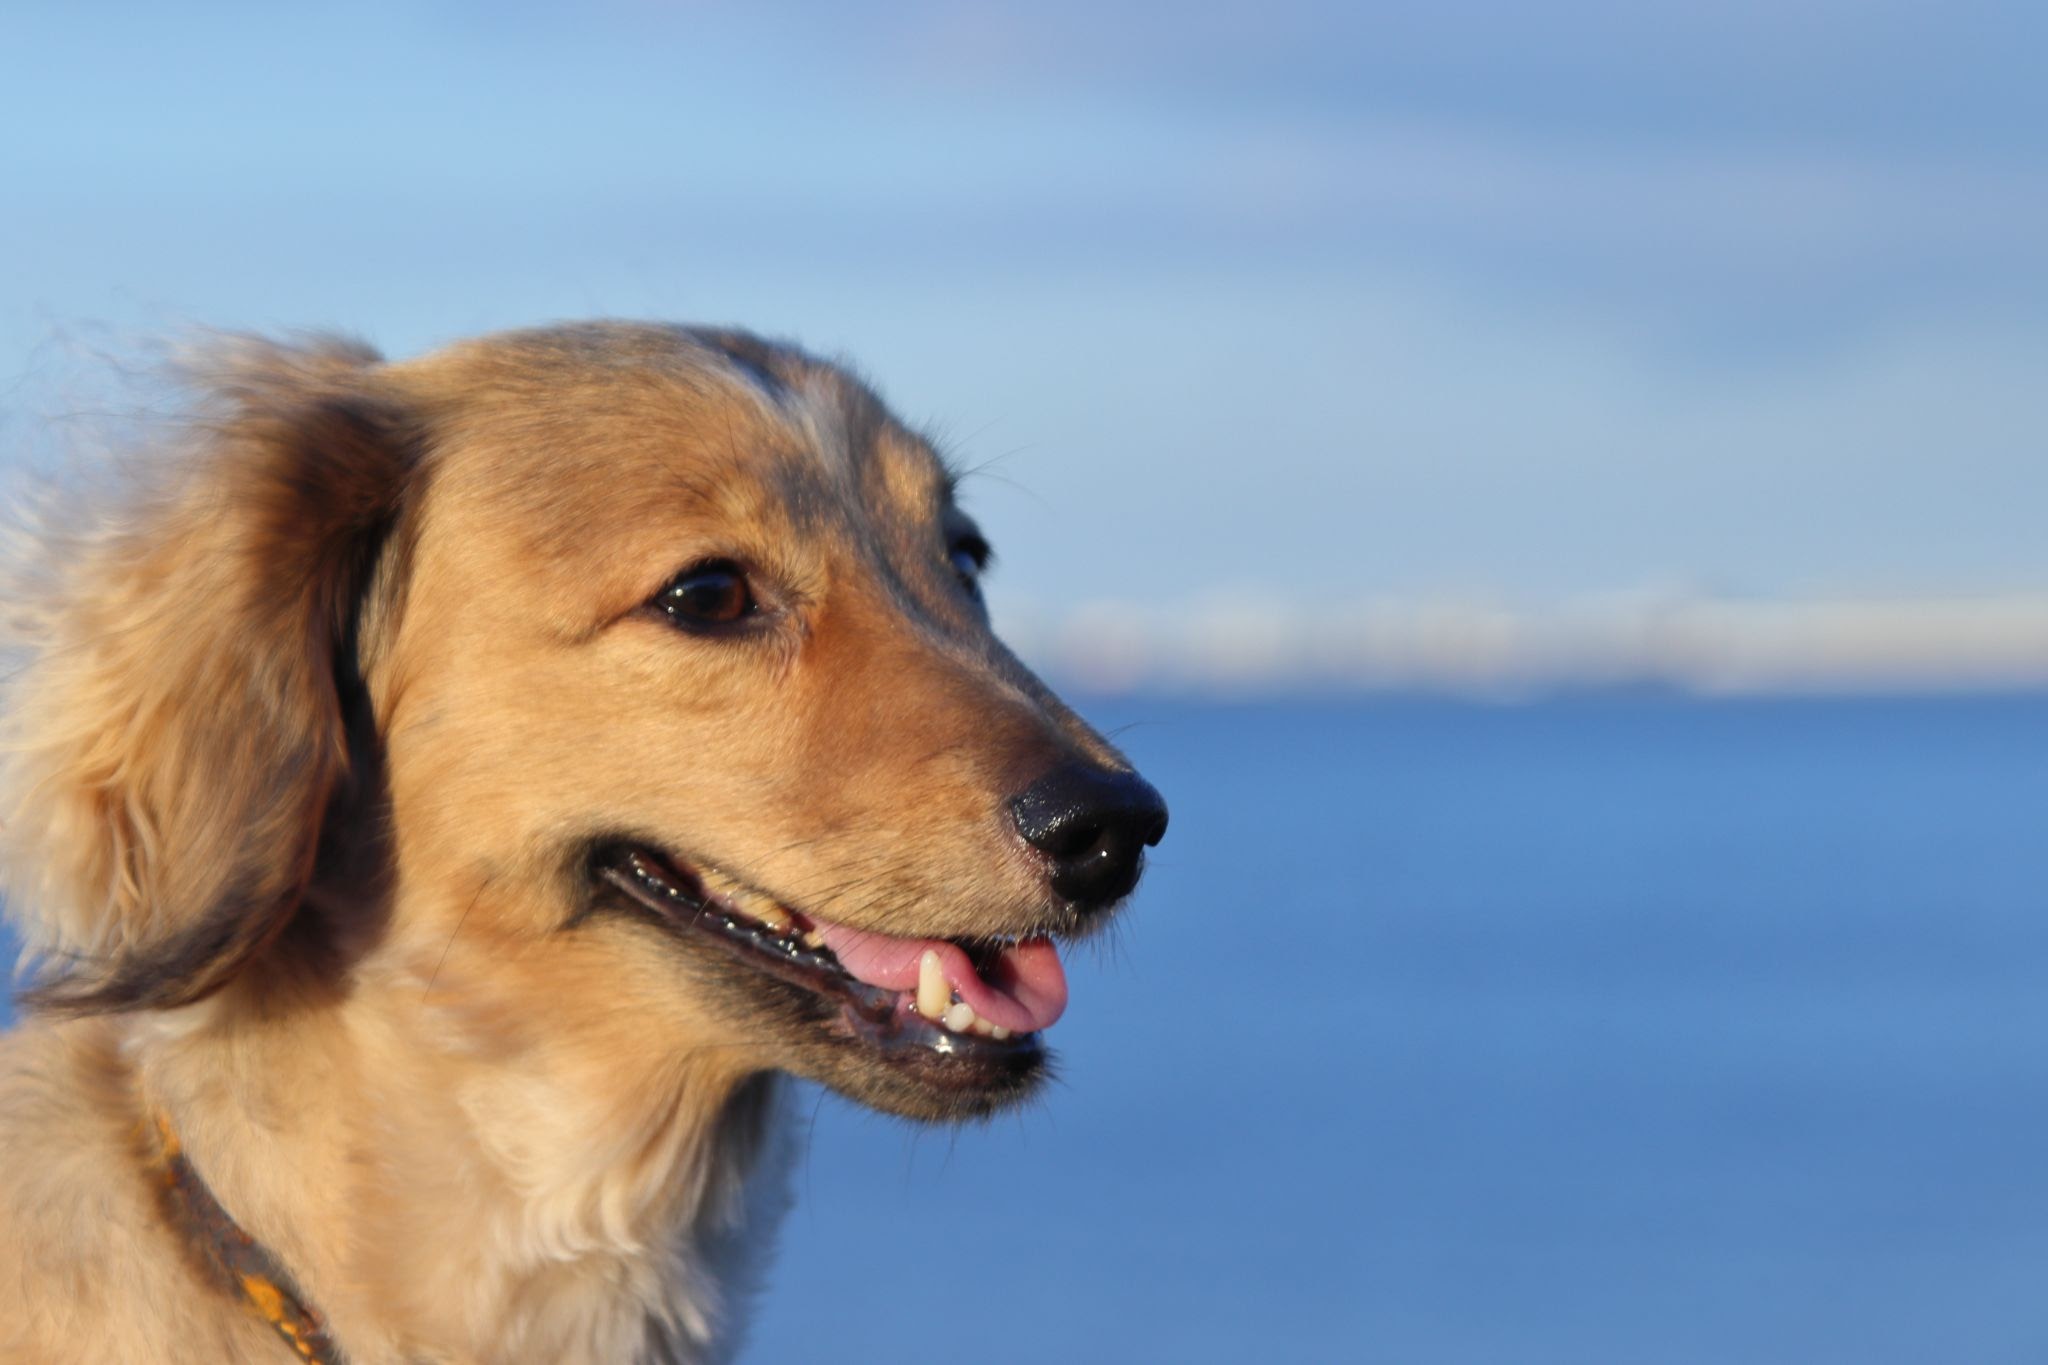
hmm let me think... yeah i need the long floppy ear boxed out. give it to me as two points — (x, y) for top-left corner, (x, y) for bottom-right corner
(1, 336), (420, 1014)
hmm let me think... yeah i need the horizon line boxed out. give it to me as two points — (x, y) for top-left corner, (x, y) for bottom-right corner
(994, 590), (2048, 699)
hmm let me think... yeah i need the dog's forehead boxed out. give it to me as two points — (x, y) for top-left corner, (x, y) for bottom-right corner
(411, 324), (953, 539)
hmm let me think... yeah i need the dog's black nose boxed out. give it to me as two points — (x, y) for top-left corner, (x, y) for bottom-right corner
(1009, 763), (1168, 910)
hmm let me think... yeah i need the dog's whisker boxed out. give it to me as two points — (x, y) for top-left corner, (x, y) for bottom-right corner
(422, 873), (494, 1000)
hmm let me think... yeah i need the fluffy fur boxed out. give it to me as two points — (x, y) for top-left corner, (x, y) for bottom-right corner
(0, 324), (1144, 1362)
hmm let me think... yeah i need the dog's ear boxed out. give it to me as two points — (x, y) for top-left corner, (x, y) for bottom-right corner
(2, 337), (420, 1014)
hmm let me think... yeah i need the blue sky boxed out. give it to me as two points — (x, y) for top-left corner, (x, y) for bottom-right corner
(4, 0), (2044, 621)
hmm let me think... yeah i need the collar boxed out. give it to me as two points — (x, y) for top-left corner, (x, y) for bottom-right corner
(144, 1109), (347, 1365)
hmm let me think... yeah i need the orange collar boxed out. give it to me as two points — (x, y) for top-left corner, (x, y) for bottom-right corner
(144, 1110), (345, 1365)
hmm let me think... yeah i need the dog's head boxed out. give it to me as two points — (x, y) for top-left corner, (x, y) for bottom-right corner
(2, 324), (1164, 1120)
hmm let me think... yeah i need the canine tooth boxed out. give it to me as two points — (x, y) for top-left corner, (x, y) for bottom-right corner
(916, 950), (949, 1021)
(942, 1002), (976, 1033)
(800, 927), (827, 949)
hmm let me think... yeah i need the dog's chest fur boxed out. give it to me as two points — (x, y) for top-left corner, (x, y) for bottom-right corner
(0, 1019), (799, 1365)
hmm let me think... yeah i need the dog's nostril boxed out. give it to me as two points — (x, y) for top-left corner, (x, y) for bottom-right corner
(1035, 819), (1102, 862)
(1009, 763), (1169, 911)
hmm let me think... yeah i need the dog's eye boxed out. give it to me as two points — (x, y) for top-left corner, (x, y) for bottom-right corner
(656, 560), (757, 629)
(949, 535), (991, 597)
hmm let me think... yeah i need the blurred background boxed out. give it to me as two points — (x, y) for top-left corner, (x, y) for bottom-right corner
(6, 2), (2048, 1359)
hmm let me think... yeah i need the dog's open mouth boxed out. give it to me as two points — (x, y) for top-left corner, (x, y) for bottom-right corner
(593, 845), (1064, 1062)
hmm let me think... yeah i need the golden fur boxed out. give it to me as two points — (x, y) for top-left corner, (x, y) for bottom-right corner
(0, 324), (1152, 1363)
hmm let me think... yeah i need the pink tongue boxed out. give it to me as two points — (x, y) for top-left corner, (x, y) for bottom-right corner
(811, 925), (1068, 1035)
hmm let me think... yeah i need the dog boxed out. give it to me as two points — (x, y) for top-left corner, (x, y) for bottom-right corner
(0, 323), (1166, 1363)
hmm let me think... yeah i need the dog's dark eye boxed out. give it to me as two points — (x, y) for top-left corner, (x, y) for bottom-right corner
(656, 560), (756, 629)
(949, 535), (991, 597)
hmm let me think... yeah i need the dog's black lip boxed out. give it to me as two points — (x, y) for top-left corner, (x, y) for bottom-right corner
(590, 843), (1045, 1066)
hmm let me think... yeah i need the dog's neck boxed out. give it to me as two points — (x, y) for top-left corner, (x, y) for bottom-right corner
(130, 960), (793, 1365)
(144, 1108), (345, 1363)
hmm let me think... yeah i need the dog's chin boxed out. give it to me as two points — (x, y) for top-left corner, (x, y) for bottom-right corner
(587, 844), (1060, 1122)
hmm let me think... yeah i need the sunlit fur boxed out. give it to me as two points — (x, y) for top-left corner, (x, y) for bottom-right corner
(0, 325), (1142, 1363)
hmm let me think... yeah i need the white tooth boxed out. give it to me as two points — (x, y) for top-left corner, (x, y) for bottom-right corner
(800, 927), (827, 949)
(989, 1025), (1011, 1041)
(916, 950), (949, 1021)
(942, 1002), (976, 1033)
